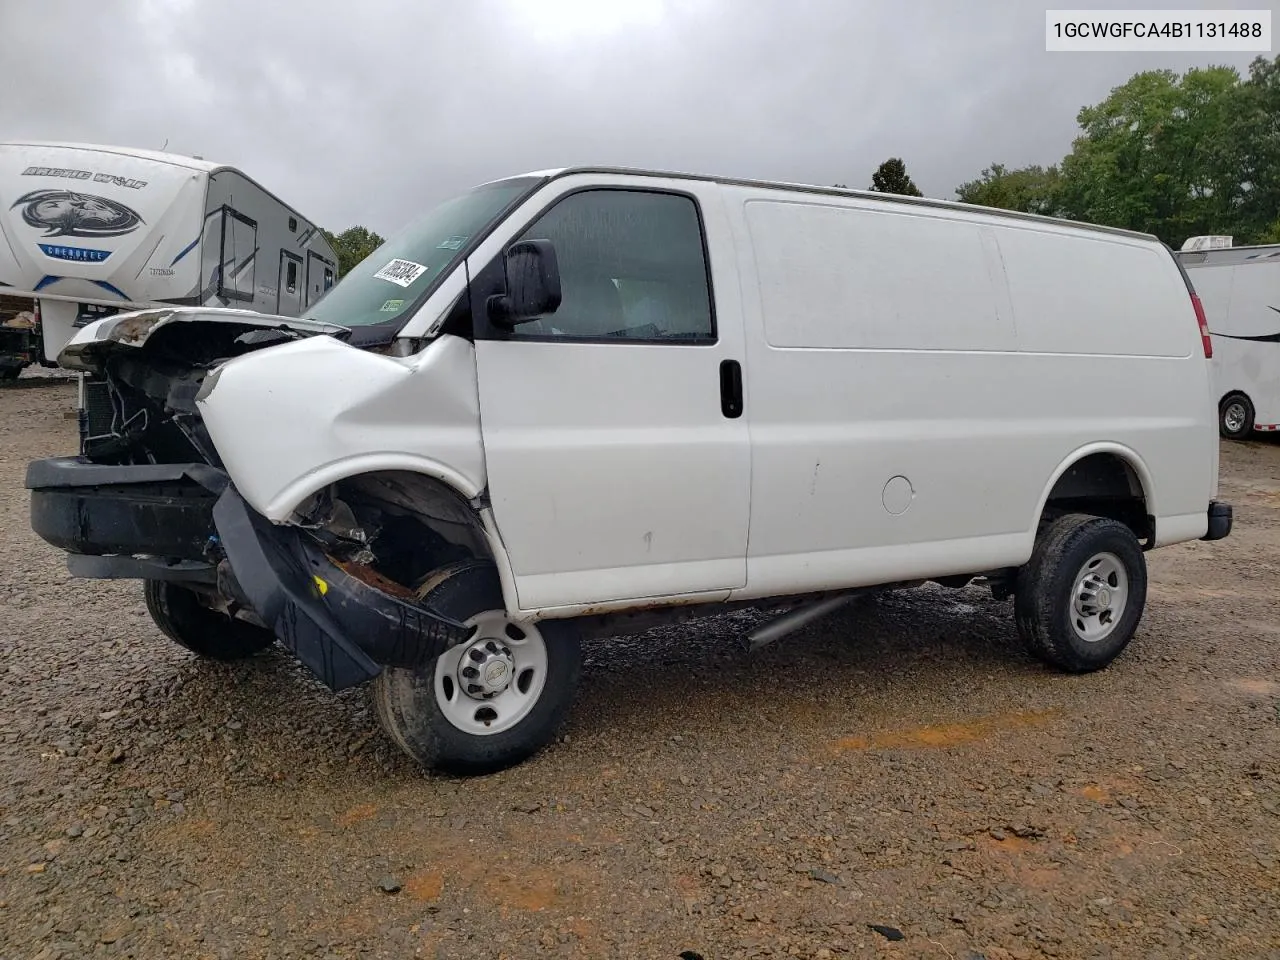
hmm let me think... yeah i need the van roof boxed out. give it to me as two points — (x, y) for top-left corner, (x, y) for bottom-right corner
(517, 166), (1158, 243)
(0, 140), (224, 173)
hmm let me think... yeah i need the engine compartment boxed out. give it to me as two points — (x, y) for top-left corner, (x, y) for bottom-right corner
(79, 322), (315, 465)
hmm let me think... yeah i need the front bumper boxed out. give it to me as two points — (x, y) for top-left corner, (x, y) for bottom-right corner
(1201, 500), (1233, 542)
(26, 457), (470, 691)
(26, 458), (228, 572)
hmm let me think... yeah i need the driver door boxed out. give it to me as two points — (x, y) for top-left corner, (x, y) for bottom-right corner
(472, 182), (751, 612)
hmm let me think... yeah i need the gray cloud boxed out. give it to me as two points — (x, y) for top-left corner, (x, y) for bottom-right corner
(4, 0), (1275, 236)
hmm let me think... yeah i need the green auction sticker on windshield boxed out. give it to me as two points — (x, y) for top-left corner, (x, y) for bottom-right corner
(437, 236), (468, 251)
(372, 258), (428, 288)
(380, 299), (404, 312)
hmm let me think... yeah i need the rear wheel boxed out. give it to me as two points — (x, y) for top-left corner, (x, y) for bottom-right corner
(372, 560), (581, 776)
(143, 580), (276, 661)
(1014, 514), (1147, 673)
(1220, 393), (1255, 440)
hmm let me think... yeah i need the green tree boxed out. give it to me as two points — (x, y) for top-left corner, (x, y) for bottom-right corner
(321, 225), (385, 278)
(956, 163), (1065, 216)
(953, 55), (1280, 248)
(1227, 55), (1280, 242)
(1056, 65), (1245, 246)
(868, 158), (923, 197)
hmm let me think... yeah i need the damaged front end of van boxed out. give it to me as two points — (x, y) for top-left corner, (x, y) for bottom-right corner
(25, 307), (501, 694)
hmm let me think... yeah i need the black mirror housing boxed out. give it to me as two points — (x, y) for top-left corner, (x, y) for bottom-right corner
(488, 239), (562, 326)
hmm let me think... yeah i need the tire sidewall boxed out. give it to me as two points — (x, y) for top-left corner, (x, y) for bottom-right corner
(1033, 520), (1147, 671)
(144, 580), (275, 661)
(374, 562), (581, 775)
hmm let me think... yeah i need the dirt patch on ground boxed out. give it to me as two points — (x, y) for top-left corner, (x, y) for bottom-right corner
(834, 709), (1060, 750)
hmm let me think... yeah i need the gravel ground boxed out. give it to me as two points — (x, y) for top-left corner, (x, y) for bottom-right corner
(1, 379), (1278, 960)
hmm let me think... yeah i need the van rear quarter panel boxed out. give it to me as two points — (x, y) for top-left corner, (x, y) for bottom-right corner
(727, 187), (1214, 596)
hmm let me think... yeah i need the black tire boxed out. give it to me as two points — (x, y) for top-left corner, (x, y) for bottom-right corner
(1219, 393), (1255, 440)
(143, 580), (276, 661)
(372, 560), (581, 776)
(1014, 514), (1147, 673)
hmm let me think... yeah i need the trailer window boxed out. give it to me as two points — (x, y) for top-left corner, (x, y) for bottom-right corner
(285, 260), (298, 294)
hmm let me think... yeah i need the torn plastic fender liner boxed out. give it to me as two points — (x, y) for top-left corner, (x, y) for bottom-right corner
(211, 485), (472, 692)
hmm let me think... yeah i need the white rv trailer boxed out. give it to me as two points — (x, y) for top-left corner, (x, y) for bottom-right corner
(0, 141), (338, 375)
(1177, 238), (1280, 438)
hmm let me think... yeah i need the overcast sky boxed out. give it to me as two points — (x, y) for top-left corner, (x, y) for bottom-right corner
(4, 0), (1276, 237)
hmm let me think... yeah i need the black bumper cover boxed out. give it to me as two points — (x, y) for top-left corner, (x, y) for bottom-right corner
(1202, 500), (1232, 542)
(26, 458), (227, 561)
(26, 457), (471, 692)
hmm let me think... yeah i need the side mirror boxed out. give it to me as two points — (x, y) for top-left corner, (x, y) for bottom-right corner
(487, 239), (562, 326)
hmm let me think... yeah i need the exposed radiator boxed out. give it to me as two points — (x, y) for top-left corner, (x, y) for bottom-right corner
(81, 377), (114, 450)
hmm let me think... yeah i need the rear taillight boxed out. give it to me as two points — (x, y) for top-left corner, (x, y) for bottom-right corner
(1191, 292), (1212, 359)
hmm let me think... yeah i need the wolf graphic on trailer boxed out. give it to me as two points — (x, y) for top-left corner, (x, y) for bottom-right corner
(0, 141), (338, 376)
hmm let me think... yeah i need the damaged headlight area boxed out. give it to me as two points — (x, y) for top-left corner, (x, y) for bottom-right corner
(71, 310), (341, 467)
(79, 355), (223, 466)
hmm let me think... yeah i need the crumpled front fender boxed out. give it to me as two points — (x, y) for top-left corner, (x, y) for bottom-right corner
(196, 333), (486, 522)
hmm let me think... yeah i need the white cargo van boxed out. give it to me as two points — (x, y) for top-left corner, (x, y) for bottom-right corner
(1176, 241), (1280, 439)
(27, 168), (1232, 776)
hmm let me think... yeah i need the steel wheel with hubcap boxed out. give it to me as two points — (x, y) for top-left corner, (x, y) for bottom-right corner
(1014, 514), (1147, 673)
(372, 560), (581, 775)
(434, 610), (550, 737)
(1069, 552), (1129, 644)
(1219, 393), (1254, 440)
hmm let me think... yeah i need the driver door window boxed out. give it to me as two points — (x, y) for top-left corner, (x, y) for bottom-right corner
(512, 189), (715, 343)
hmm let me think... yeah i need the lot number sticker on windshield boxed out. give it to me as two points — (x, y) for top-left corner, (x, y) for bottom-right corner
(372, 259), (428, 287)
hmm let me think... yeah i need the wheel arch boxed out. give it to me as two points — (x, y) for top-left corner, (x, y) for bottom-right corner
(259, 454), (487, 522)
(268, 463), (523, 617)
(1031, 444), (1157, 543)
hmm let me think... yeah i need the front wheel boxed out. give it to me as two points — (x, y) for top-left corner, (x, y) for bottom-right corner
(372, 560), (581, 776)
(1014, 514), (1147, 673)
(1220, 393), (1255, 440)
(144, 580), (276, 661)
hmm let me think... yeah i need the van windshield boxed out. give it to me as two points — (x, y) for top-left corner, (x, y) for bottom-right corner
(306, 176), (544, 328)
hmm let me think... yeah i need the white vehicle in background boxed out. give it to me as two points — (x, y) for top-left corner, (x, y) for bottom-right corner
(1177, 237), (1280, 439)
(27, 167), (1232, 777)
(0, 141), (338, 377)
